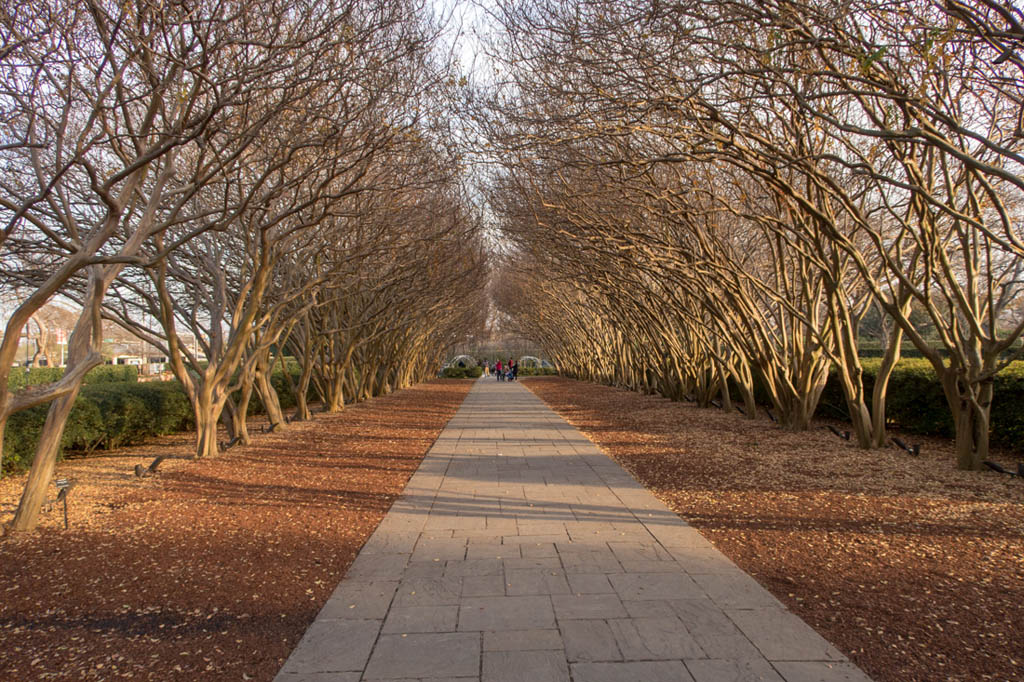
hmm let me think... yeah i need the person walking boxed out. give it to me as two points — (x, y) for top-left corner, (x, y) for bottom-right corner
(482, 360), (489, 377)
(495, 359), (503, 381)
(511, 360), (519, 381)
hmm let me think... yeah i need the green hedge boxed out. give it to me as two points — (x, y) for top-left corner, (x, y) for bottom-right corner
(441, 366), (483, 379)
(814, 359), (1024, 451)
(2, 365), (315, 474)
(3, 380), (193, 473)
(517, 366), (558, 376)
(7, 364), (139, 391)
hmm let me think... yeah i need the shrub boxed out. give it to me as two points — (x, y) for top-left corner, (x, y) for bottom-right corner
(441, 366), (467, 379)
(2, 380), (193, 474)
(7, 364), (138, 391)
(518, 366), (558, 376)
(83, 365), (139, 384)
(816, 358), (1024, 451)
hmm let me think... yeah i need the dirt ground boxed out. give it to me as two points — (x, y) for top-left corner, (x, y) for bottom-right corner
(0, 380), (473, 681)
(522, 377), (1024, 682)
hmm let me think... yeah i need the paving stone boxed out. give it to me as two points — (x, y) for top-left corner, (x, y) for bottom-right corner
(571, 660), (694, 682)
(618, 559), (685, 574)
(621, 600), (678, 619)
(345, 553), (409, 580)
(459, 595), (556, 631)
(485, 517), (520, 534)
(608, 572), (703, 600)
(463, 537), (510, 557)
(519, 542), (558, 558)
(551, 594), (627, 620)
(393, 577), (462, 607)
(482, 629), (563, 651)
(669, 546), (747, 575)
(317, 581), (397, 620)
(404, 561), (448, 579)
(726, 608), (847, 662)
(685, 658), (785, 682)
(504, 568), (570, 596)
(461, 574), (506, 597)
(502, 556), (562, 571)
(608, 617), (703, 660)
(274, 672), (361, 681)
(412, 537), (468, 562)
(649, 525), (714, 549)
(276, 619), (380, 675)
(502, 534), (570, 546)
(444, 559), (503, 578)
(363, 678), (478, 682)
(364, 633), (481, 679)
(607, 541), (672, 562)
(482, 651), (569, 682)
(566, 573), (614, 594)
(517, 520), (568, 536)
(362, 530), (421, 554)
(560, 619), (621, 662)
(669, 599), (765, 660)
(382, 605), (459, 633)
(424, 514), (488, 531)
(557, 551), (623, 574)
(772, 661), (875, 682)
(692, 572), (785, 609)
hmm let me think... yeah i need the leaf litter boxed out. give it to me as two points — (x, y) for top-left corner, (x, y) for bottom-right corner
(0, 380), (473, 681)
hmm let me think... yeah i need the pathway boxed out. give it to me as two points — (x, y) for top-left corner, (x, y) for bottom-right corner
(275, 379), (872, 682)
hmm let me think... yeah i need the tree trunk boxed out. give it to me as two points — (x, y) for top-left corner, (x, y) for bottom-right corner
(10, 380), (92, 531)
(833, 359), (873, 447)
(717, 363), (733, 412)
(954, 380), (992, 471)
(10, 301), (103, 531)
(255, 367), (285, 429)
(193, 386), (223, 459)
(0, 416), (6, 479)
(739, 383), (757, 419)
(294, 367), (314, 421)
(869, 328), (904, 448)
(195, 409), (220, 459)
(226, 374), (254, 446)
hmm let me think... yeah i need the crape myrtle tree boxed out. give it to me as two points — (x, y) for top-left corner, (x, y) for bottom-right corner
(99, 0), (460, 460)
(283, 157), (488, 417)
(3, 0), (340, 531)
(481, 0), (1024, 468)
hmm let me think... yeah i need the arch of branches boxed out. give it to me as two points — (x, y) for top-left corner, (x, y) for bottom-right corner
(3, 0), (1023, 535)
(0, 0), (486, 531)
(480, 0), (1024, 473)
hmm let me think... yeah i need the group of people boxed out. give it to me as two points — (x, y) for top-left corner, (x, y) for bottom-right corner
(484, 358), (518, 382)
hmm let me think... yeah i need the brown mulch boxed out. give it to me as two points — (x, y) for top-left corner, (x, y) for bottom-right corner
(0, 380), (473, 681)
(523, 377), (1024, 682)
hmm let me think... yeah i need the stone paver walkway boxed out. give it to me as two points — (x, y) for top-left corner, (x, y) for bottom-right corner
(275, 379), (872, 682)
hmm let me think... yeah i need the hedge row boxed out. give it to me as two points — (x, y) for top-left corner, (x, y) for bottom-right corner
(3, 381), (193, 473)
(2, 368), (312, 474)
(805, 359), (1024, 451)
(517, 366), (558, 376)
(440, 365), (558, 379)
(7, 364), (139, 391)
(441, 366), (484, 379)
